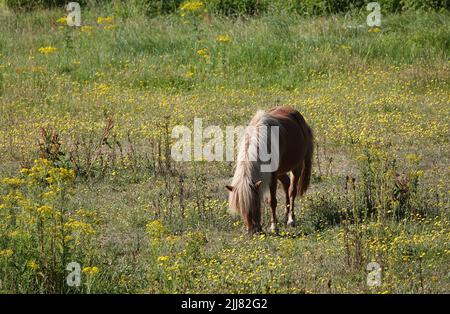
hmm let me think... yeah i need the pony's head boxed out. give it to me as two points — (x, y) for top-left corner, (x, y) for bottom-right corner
(226, 179), (263, 233)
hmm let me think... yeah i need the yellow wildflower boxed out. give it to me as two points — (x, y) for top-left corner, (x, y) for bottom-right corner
(56, 17), (67, 24)
(180, 1), (204, 12)
(216, 34), (232, 43)
(146, 220), (165, 239)
(81, 25), (94, 33)
(0, 249), (14, 258)
(197, 48), (208, 56)
(65, 219), (96, 235)
(83, 266), (100, 276)
(37, 205), (53, 215)
(158, 255), (170, 262)
(97, 16), (114, 24)
(104, 25), (118, 30)
(20, 168), (30, 175)
(1, 178), (26, 187)
(27, 260), (39, 270)
(38, 46), (57, 54)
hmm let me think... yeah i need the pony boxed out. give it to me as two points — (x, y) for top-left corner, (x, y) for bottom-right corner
(226, 106), (313, 234)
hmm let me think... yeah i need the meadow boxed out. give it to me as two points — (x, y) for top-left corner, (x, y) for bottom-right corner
(0, 1), (449, 293)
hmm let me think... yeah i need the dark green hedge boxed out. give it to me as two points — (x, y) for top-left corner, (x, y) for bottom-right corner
(6, 0), (450, 15)
(6, 0), (88, 11)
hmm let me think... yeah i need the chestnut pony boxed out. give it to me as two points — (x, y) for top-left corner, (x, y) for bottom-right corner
(226, 106), (313, 234)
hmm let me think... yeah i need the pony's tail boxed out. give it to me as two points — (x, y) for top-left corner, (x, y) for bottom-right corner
(298, 127), (313, 196)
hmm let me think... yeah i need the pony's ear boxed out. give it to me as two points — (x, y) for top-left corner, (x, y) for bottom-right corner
(226, 185), (234, 192)
(254, 181), (262, 189)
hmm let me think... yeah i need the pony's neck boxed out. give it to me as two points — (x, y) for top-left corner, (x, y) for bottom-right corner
(233, 119), (273, 195)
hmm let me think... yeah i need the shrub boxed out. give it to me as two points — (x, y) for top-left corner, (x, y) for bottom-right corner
(135, 0), (185, 17)
(0, 159), (100, 293)
(6, 0), (88, 11)
(299, 191), (343, 233)
(402, 0), (450, 10)
(6, 0), (449, 14)
(206, 0), (268, 16)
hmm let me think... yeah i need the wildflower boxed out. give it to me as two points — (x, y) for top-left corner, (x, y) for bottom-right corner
(93, 83), (110, 96)
(415, 170), (424, 177)
(146, 220), (165, 239)
(60, 168), (76, 180)
(38, 46), (57, 54)
(197, 48), (208, 56)
(97, 16), (114, 24)
(196, 48), (210, 62)
(216, 34), (232, 43)
(158, 255), (170, 262)
(83, 266), (100, 276)
(104, 25), (118, 30)
(180, 1), (204, 12)
(27, 260), (39, 270)
(1, 178), (25, 187)
(81, 25), (94, 33)
(65, 219), (96, 235)
(37, 205), (53, 215)
(0, 249), (14, 258)
(56, 17), (67, 25)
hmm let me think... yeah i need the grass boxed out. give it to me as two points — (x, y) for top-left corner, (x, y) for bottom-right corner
(0, 2), (449, 293)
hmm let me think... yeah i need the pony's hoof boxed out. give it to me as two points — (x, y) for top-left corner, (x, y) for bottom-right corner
(269, 224), (279, 234)
(248, 225), (263, 235)
(287, 219), (296, 228)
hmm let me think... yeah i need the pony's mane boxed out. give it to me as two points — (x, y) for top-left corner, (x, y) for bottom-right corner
(229, 110), (280, 217)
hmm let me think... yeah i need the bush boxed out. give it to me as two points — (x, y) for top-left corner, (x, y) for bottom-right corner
(0, 159), (101, 293)
(5, 0), (88, 11)
(299, 191), (343, 233)
(6, 0), (449, 14)
(402, 0), (450, 10)
(206, 0), (268, 16)
(135, 0), (185, 17)
(270, 0), (449, 15)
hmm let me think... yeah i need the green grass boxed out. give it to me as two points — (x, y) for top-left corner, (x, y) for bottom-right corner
(0, 3), (449, 293)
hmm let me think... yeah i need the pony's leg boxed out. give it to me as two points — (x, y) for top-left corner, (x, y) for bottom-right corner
(278, 174), (290, 223)
(268, 176), (278, 234)
(288, 167), (301, 227)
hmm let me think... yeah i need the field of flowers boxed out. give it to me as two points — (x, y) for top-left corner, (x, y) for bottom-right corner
(0, 1), (449, 293)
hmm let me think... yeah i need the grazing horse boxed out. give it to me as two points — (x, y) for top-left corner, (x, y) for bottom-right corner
(226, 106), (313, 234)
